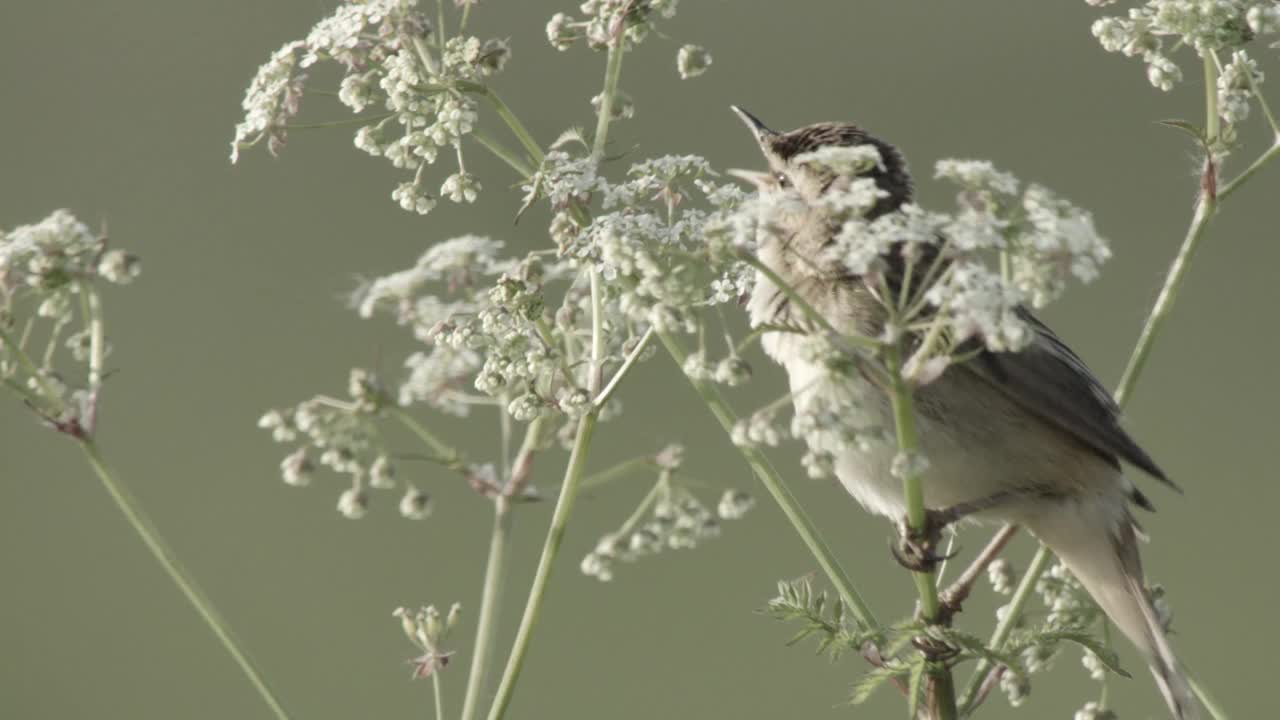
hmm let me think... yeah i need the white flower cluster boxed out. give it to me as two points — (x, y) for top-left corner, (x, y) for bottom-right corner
(530, 153), (747, 339)
(259, 369), (436, 520)
(1088, 1), (1274, 95)
(1217, 49), (1265, 124)
(393, 602), (460, 680)
(580, 478), (755, 582)
(231, 0), (512, 214)
(934, 161), (1109, 351)
(546, 0), (680, 53)
(1, 210), (140, 415)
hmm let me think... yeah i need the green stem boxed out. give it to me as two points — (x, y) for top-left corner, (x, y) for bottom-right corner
(1204, 53), (1220, 145)
(484, 42), (621, 701)
(458, 499), (511, 720)
(1189, 676), (1231, 720)
(484, 413), (599, 720)
(432, 671), (444, 720)
(657, 330), (878, 630)
(460, 415), (543, 720)
(593, 327), (653, 408)
(885, 344), (956, 720)
(591, 43), (625, 161)
(957, 544), (1052, 714)
(612, 474), (667, 539)
(79, 440), (291, 718)
(1115, 194), (1213, 407)
(578, 455), (654, 492)
(0, 324), (65, 413)
(471, 129), (535, 178)
(1219, 140), (1280, 201)
(391, 406), (462, 466)
(460, 84), (544, 167)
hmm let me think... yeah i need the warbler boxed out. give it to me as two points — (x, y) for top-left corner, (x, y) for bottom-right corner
(729, 106), (1195, 720)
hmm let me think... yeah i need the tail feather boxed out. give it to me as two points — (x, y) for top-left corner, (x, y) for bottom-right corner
(1023, 498), (1198, 720)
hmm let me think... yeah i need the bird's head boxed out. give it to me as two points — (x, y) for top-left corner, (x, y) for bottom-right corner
(729, 106), (913, 219)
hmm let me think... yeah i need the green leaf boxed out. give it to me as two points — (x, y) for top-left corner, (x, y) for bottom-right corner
(1045, 631), (1130, 678)
(931, 627), (1024, 678)
(907, 660), (926, 719)
(550, 127), (589, 151)
(849, 663), (907, 705)
(1157, 120), (1209, 150)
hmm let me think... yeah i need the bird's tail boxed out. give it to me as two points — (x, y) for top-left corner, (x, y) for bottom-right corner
(1023, 498), (1198, 720)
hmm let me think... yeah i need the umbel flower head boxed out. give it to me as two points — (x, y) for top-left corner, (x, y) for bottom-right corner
(1, 210), (140, 426)
(230, 0), (514, 214)
(1087, 0), (1276, 145)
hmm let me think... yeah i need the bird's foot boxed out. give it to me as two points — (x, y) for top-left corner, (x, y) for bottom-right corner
(890, 508), (958, 574)
(890, 491), (1017, 574)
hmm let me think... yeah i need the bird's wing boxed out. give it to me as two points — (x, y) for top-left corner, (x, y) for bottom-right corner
(962, 307), (1175, 489)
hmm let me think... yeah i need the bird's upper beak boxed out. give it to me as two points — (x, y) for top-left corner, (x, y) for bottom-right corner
(728, 106), (780, 190)
(730, 105), (778, 158)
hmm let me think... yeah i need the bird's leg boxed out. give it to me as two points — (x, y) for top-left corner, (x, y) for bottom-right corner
(891, 491), (1019, 574)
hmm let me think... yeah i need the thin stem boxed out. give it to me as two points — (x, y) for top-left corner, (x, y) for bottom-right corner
(460, 414), (544, 720)
(458, 499), (512, 720)
(1189, 675), (1231, 720)
(939, 524), (1019, 609)
(591, 43), (625, 161)
(461, 84), (544, 167)
(79, 440), (291, 718)
(1241, 58), (1280, 139)
(1116, 197), (1213, 406)
(1204, 53), (1220, 145)
(484, 413), (599, 720)
(471, 129), (535, 178)
(284, 114), (395, 130)
(611, 474), (667, 539)
(1099, 619), (1113, 708)
(391, 406), (461, 465)
(885, 344), (957, 720)
(0, 324), (65, 413)
(435, 0), (449, 58)
(578, 455), (654, 492)
(958, 543), (1053, 714)
(657, 330), (878, 630)
(84, 289), (105, 429)
(593, 326), (653, 408)
(459, 1), (473, 31)
(1219, 140), (1280, 201)
(485, 44), (620, 703)
(432, 672), (445, 720)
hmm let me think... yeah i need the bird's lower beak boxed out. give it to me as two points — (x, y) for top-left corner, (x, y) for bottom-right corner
(726, 168), (776, 191)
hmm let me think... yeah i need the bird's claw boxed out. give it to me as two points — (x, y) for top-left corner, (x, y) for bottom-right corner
(890, 508), (959, 573)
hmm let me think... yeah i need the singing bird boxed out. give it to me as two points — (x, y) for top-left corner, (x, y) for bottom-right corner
(730, 106), (1195, 719)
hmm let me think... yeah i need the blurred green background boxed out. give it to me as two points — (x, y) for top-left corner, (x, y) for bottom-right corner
(2, 1), (1275, 718)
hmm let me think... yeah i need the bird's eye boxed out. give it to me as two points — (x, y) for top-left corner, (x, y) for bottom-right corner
(774, 172), (791, 188)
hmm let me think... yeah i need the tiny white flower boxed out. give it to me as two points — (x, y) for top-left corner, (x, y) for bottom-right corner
(280, 448), (313, 487)
(399, 486), (432, 520)
(337, 486), (368, 519)
(676, 44), (712, 79)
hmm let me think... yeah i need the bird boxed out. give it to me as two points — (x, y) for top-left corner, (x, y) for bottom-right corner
(728, 105), (1196, 720)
